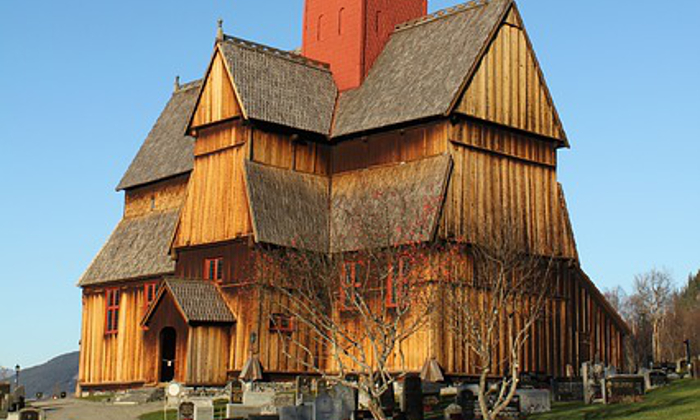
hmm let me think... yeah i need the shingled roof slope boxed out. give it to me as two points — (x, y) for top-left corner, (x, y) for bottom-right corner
(219, 37), (338, 135)
(244, 155), (452, 253)
(333, 0), (511, 137)
(164, 279), (236, 324)
(78, 211), (179, 286)
(245, 160), (330, 253)
(116, 80), (201, 191)
(330, 155), (453, 252)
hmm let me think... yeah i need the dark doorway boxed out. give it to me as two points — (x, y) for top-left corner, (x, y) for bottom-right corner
(159, 327), (177, 382)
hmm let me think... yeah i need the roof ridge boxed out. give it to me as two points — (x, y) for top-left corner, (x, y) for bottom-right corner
(222, 35), (331, 72)
(177, 79), (203, 92)
(395, 0), (491, 32)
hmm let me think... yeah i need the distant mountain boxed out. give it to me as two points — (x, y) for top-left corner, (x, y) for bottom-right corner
(0, 367), (13, 381)
(13, 352), (79, 398)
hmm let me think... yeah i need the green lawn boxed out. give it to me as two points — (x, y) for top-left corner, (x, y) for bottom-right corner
(530, 379), (700, 420)
(138, 409), (176, 420)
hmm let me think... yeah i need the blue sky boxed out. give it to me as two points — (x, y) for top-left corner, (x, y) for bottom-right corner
(0, 0), (698, 368)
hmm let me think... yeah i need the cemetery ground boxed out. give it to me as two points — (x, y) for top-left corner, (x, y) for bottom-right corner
(531, 379), (700, 420)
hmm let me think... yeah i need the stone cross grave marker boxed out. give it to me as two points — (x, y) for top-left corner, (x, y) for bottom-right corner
(18, 408), (41, 420)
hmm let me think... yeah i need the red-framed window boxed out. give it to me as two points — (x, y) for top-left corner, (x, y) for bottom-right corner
(269, 313), (295, 333)
(204, 257), (224, 282)
(143, 282), (159, 312)
(105, 288), (121, 335)
(387, 255), (412, 308)
(340, 262), (364, 310)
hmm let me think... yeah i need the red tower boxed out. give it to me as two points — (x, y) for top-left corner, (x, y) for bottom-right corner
(302, 0), (427, 91)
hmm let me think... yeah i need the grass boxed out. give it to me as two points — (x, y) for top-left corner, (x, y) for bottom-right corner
(138, 409), (176, 420)
(530, 379), (700, 420)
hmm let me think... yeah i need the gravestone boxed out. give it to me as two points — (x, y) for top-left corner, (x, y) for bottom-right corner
(280, 404), (313, 420)
(179, 401), (195, 420)
(455, 389), (475, 420)
(329, 384), (356, 420)
(273, 392), (296, 409)
(473, 395), (520, 420)
(314, 393), (343, 420)
(379, 386), (396, 416)
(423, 391), (453, 420)
(296, 376), (314, 405)
(517, 389), (551, 414)
(403, 375), (423, 420)
(552, 378), (584, 402)
(230, 380), (244, 404)
(648, 371), (669, 389)
(0, 382), (10, 420)
(18, 408), (41, 420)
(443, 404), (462, 420)
(603, 376), (645, 404)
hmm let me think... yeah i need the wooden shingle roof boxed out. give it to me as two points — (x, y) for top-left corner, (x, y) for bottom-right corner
(142, 279), (236, 325)
(219, 37), (338, 136)
(244, 155), (453, 253)
(116, 80), (201, 191)
(78, 211), (179, 286)
(333, 0), (511, 137)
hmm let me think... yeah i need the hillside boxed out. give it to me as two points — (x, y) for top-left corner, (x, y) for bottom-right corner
(9, 352), (79, 398)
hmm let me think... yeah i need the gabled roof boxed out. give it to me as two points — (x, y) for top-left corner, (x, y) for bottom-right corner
(143, 279), (236, 326)
(333, 0), (511, 138)
(116, 80), (201, 191)
(217, 37), (338, 135)
(78, 211), (179, 286)
(244, 155), (453, 253)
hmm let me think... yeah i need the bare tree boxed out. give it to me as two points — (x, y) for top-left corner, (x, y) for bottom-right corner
(633, 269), (674, 363)
(256, 184), (445, 420)
(444, 226), (554, 420)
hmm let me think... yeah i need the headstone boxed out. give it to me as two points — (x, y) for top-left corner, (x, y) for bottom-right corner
(0, 382), (10, 420)
(314, 393), (342, 420)
(379, 386), (396, 416)
(603, 376), (645, 404)
(329, 384), (356, 420)
(552, 378), (584, 402)
(516, 389), (551, 414)
(230, 380), (244, 404)
(403, 375), (423, 420)
(648, 371), (669, 389)
(273, 392), (296, 409)
(473, 394), (520, 420)
(18, 408), (41, 420)
(280, 404), (313, 420)
(250, 415), (281, 420)
(244, 388), (277, 408)
(296, 377), (314, 405)
(179, 401), (195, 420)
(423, 392), (453, 420)
(455, 389), (475, 420)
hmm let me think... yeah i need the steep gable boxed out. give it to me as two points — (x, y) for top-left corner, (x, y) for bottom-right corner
(456, 7), (567, 143)
(190, 50), (243, 129)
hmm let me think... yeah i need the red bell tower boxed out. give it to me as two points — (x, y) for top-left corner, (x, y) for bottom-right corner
(302, 0), (427, 91)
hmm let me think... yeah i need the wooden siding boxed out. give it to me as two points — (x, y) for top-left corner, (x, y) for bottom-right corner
(123, 175), (188, 219)
(186, 326), (232, 385)
(456, 9), (566, 142)
(195, 123), (250, 157)
(173, 134), (252, 248)
(191, 50), (242, 129)
(331, 123), (449, 174)
(252, 129), (330, 175)
(79, 283), (152, 387)
(175, 241), (254, 285)
(440, 120), (575, 259)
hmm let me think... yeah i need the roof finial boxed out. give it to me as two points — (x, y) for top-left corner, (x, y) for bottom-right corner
(174, 75), (181, 92)
(216, 18), (224, 42)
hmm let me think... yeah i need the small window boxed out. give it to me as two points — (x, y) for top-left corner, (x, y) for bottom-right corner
(340, 261), (364, 310)
(143, 282), (159, 312)
(338, 8), (345, 35)
(387, 256), (412, 308)
(376, 10), (382, 33)
(318, 14), (325, 41)
(205, 257), (224, 282)
(270, 313), (294, 333)
(150, 195), (156, 211)
(105, 288), (121, 335)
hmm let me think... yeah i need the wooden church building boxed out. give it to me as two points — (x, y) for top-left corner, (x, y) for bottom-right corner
(77, 0), (628, 391)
